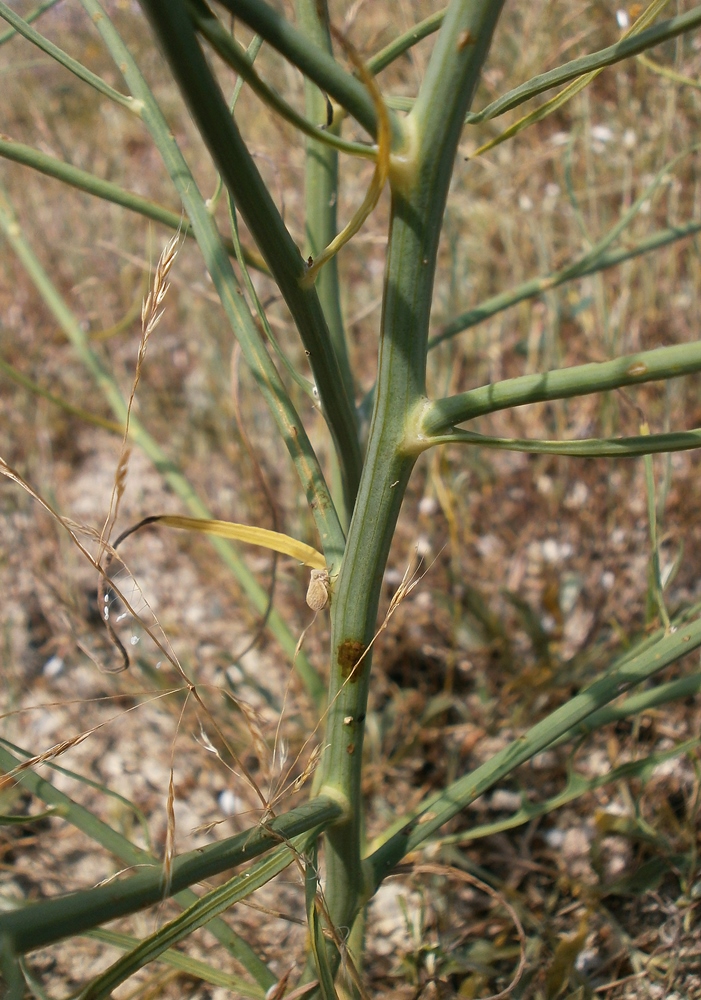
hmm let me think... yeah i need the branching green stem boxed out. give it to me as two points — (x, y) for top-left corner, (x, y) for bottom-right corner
(187, 0), (376, 159)
(0, 136), (265, 271)
(430, 218), (701, 347)
(368, 606), (701, 883)
(317, 0), (506, 957)
(465, 4), (701, 123)
(367, 8), (446, 75)
(211, 0), (388, 140)
(0, 740), (276, 988)
(422, 340), (701, 432)
(0, 797), (341, 956)
(0, 1), (133, 107)
(138, 0), (363, 512)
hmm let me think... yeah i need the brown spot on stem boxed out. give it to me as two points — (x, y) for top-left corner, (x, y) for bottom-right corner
(457, 30), (475, 49)
(337, 639), (367, 682)
(626, 361), (648, 377)
(346, 743), (355, 755)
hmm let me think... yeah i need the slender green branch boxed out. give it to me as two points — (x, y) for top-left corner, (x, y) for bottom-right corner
(367, 8), (446, 75)
(187, 0), (376, 159)
(465, 4), (701, 124)
(0, 797), (340, 955)
(138, 0), (363, 512)
(422, 341), (701, 432)
(0, 739), (276, 988)
(0, 353), (123, 433)
(0, 136), (266, 271)
(209, 0), (387, 140)
(0, 0), (62, 45)
(0, 1), (133, 108)
(430, 218), (701, 347)
(429, 736), (700, 848)
(87, 929), (264, 998)
(470, 0), (678, 156)
(561, 671), (701, 744)
(368, 607), (701, 883)
(79, 834), (319, 1000)
(417, 426), (701, 458)
(297, 0), (355, 526)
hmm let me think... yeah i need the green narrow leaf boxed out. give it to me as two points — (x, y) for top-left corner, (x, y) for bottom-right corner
(305, 843), (339, 1000)
(369, 606), (701, 882)
(77, 837), (312, 1000)
(86, 929), (264, 998)
(417, 426), (701, 459)
(470, 0), (674, 156)
(465, 4), (701, 124)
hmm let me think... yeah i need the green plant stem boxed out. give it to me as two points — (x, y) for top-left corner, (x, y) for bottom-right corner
(429, 736), (700, 848)
(417, 426), (701, 458)
(0, 136), (265, 271)
(432, 140), (701, 350)
(186, 0), (375, 160)
(0, 739), (276, 988)
(209, 0), (384, 139)
(0, 1), (132, 107)
(297, 0), (355, 527)
(368, 606), (701, 884)
(367, 8), (446, 74)
(421, 341), (701, 432)
(430, 219), (701, 347)
(0, 353), (123, 433)
(138, 0), (362, 514)
(0, 0), (62, 45)
(0, 795), (340, 955)
(0, 185), (325, 704)
(79, 834), (318, 1000)
(465, 4), (701, 123)
(316, 0), (506, 959)
(563, 671), (701, 743)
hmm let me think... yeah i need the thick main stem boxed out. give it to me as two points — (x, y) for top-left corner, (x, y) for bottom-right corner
(317, 0), (507, 959)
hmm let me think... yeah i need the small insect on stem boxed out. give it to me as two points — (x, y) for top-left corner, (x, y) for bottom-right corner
(306, 568), (330, 611)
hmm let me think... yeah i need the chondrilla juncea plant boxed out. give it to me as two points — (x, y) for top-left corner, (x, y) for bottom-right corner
(3, 0), (701, 996)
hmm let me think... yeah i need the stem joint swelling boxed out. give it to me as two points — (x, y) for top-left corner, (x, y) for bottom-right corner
(402, 396), (435, 455)
(315, 784), (351, 822)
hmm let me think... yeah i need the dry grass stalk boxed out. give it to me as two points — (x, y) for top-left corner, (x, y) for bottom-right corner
(99, 231), (182, 563)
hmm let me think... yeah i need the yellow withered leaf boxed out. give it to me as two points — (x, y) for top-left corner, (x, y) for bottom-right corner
(155, 515), (326, 569)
